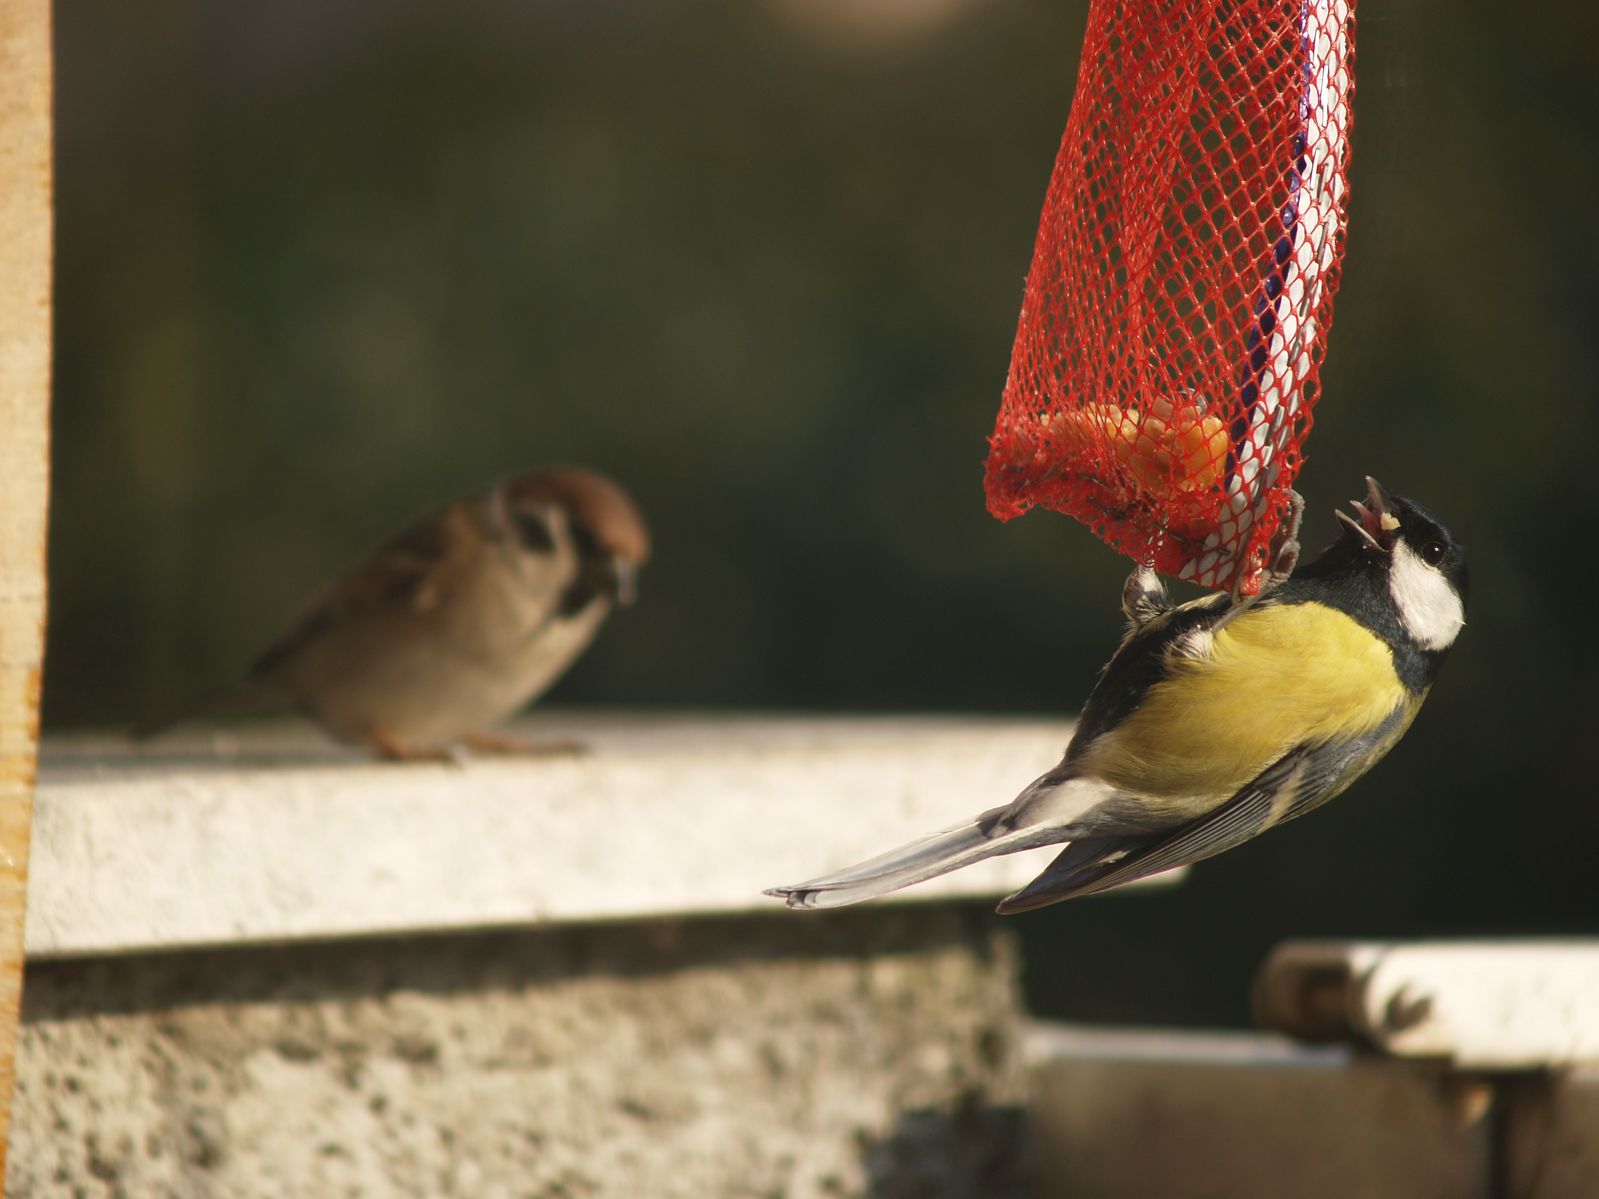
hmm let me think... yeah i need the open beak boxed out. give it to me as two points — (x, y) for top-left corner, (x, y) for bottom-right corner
(1335, 476), (1399, 552)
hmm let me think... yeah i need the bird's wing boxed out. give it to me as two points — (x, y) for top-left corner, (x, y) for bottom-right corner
(249, 503), (479, 680)
(995, 749), (1313, 913)
(996, 709), (1410, 913)
(1066, 589), (1234, 756)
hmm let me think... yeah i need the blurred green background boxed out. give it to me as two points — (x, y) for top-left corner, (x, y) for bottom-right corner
(49, 0), (1599, 1025)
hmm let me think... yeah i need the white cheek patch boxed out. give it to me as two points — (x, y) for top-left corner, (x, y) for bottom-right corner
(1389, 542), (1464, 651)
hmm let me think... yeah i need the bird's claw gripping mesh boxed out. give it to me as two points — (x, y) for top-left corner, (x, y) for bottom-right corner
(984, 0), (1355, 595)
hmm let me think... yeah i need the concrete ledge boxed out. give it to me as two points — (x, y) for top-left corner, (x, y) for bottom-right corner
(1025, 1022), (1494, 1199)
(30, 712), (1175, 958)
(1254, 939), (1599, 1068)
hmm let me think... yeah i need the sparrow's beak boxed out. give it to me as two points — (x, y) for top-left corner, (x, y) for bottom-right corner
(609, 556), (639, 607)
(1335, 475), (1399, 552)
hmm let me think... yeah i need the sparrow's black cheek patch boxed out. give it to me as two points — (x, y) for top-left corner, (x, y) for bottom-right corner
(568, 523), (601, 559)
(557, 578), (600, 618)
(513, 512), (556, 553)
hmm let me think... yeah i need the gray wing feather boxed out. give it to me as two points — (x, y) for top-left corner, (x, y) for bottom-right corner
(996, 711), (1407, 914)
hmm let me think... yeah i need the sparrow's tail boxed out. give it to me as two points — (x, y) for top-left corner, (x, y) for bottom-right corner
(130, 681), (282, 741)
(764, 802), (1074, 911)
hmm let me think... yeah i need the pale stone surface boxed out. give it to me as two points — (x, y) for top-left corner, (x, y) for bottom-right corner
(30, 713), (1176, 958)
(1026, 1023), (1494, 1199)
(11, 909), (1031, 1198)
(1255, 939), (1599, 1069)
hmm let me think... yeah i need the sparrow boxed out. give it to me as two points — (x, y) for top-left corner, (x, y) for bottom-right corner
(177, 467), (648, 760)
(767, 477), (1465, 912)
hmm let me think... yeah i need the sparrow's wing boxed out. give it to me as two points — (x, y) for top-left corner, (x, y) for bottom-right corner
(138, 509), (469, 736)
(249, 502), (476, 680)
(995, 710), (1408, 913)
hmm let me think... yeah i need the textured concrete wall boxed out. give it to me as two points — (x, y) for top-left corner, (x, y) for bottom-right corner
(10, 908), (1030, 1198)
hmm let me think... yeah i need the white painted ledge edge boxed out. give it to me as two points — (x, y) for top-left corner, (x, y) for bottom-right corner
(27, 712), (1181, 959)
(1255, 939), (1599, 1068)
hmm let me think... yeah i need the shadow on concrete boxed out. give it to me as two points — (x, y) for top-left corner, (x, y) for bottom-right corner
(859, 1096), (1032, 1199)
(23, 904), (1011, 1020)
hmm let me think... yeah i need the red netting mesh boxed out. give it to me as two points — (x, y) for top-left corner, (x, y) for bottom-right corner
(984, 0), (1356, 594)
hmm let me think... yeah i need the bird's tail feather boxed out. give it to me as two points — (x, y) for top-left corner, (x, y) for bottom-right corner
(131, 681), (281, 741)
(765, 803), (1071, 911)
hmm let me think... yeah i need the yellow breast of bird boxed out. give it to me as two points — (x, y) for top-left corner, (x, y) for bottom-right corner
(1080, 601), (1409, 807)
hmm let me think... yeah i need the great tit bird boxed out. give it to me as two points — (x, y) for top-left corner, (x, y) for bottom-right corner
(767, 477), (1465, 913)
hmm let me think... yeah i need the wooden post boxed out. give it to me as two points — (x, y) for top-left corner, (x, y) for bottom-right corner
(0, 0), (52, 1184)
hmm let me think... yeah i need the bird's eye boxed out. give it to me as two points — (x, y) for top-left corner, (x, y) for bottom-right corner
(1420, 540), (1446, 566)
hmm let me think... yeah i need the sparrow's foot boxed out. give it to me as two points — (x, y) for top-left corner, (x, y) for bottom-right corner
(460, 731), (589, 758)
(364, 728), (455, 763)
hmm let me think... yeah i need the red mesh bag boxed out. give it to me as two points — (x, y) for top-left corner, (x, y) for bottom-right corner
(984, 0), (1356, 594)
